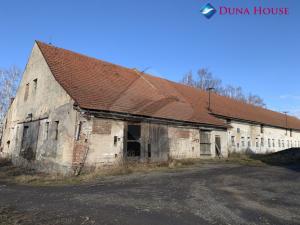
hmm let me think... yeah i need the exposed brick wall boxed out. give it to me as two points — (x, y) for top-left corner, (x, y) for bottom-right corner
(92, 119), (112, 135)
(176, 130), (190, 139)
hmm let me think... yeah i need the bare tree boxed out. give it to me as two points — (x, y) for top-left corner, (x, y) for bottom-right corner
(221, 85), (246, 102)
(180, 68), (266, 107)
(196, 68), (222, 92)
(0, 66), (22, 120)
(181, 71), (195, 87)
(247, 93), (266, 107)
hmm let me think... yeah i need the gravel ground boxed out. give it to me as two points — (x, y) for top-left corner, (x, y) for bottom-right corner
(0, 163), (299, 225)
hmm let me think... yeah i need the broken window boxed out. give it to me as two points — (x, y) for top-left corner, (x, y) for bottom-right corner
(127, 125), (141, 140)
(200, 130), (211, 155)
(126, 124), (141, 157)
(127, 142), (141, 157)
(54, 121), (59, 140)
(24, 83), (29, 101)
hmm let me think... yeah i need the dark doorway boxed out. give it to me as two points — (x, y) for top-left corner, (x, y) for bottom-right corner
(126, 124), (141, 159)
(20, 121), (40, 161)
(215, 135), (222, 157)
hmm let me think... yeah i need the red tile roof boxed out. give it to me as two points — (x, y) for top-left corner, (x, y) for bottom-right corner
(36, 41), (300, 131)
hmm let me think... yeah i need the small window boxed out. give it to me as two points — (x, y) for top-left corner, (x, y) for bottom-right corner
(231, 136), (235, 146)
(114, 136), (118, 146)
(247, 137), (251, 147)
(24, 83), (29, 101)
(241, 137), (245, 147)
(54, 121), (59, 140)
(278, 140), (281, 148)
(256, 138), (259, 147)
(261, 138), (264, 147)
(272, 139), (275, 148)
(33, 79), (38, 90)
(260, 125), (264, 134)
(148, 144), (151, 158)
(287, 140), (289, 148)
(268, 139), (271, 148)
(282, 140), (285, 148)
(45, 122), (49, 140)
(237, 128), (240, 133)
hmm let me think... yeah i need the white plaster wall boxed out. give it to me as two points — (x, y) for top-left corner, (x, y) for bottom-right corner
(168, 126), (201, 159)
(228, 121), (300, 154)
(0, 43), (77, 172)
(80, 118), (125, 168)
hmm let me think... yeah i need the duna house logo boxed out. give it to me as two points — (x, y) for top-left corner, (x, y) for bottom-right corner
(200, 3), (217, 19)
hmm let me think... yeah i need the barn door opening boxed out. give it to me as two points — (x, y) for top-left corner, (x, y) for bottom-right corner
(215, 135), (222, 158)
(20, 121), (40, 161)
(126, 124), (141, 159)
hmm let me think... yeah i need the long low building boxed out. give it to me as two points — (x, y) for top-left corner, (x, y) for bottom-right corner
(0, 41), (300, 174)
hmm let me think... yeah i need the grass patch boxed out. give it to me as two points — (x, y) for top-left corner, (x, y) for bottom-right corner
(0, 157), (262, 186)
(1, 149), (299, 186)
(0, 159), (195, 186)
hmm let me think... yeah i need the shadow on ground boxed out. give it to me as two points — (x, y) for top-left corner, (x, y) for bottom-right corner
(250, 148), (300, 172)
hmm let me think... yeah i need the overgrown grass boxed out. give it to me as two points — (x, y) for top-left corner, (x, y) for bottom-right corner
(0, 159), (200, 186)
(1, 150), (298, 186)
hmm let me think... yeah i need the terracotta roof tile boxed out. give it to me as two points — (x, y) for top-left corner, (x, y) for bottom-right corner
(36, 41), (300, 130)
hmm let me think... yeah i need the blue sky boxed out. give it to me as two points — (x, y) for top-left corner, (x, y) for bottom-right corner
(0, 0), (299, 117)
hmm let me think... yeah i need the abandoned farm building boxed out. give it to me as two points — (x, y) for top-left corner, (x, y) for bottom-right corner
(0, 41), (300, 174)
